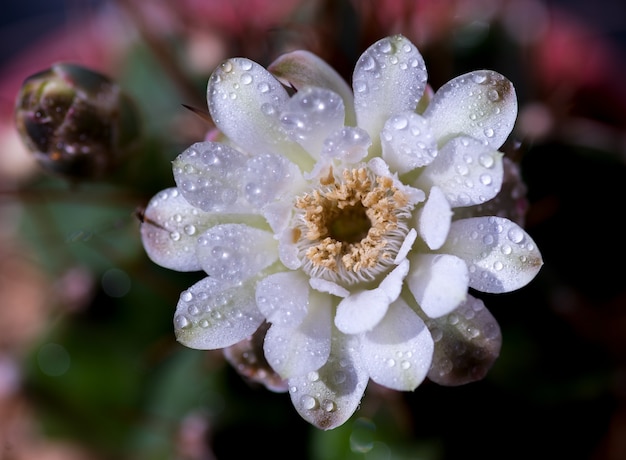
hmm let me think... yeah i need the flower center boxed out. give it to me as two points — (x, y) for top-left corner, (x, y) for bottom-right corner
(292, 166), (413, 286)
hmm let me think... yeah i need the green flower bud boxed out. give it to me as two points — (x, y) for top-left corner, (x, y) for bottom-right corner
(14, 63), (141, 180)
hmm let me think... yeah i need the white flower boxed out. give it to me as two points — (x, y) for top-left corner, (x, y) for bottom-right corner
(140, 35), (543, 430)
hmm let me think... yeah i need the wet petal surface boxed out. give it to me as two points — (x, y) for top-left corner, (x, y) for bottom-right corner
(424, 70), (517, 149)
(289, 330), (368, 430)
(441, 216), (543, 293)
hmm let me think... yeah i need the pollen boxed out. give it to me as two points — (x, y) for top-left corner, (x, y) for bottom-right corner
(293, 167), (413, 285)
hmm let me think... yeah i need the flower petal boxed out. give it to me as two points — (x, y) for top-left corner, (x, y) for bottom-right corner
(406, 254), (469, 318)
(453, 157), (529, 226)
(415, 186), (452, 250)
(140, 188), (214, 272)
(440, 216), (543, 293)
(360, 298), (433, 391)
(353, 35), (427, 149)
(268, 50), (356, 126)
(197, 224), (278, 284)
(381, 111), (437, 174)
(174, 276), (265, 349)
(173, 141), (251, 213)
(415, 136), (504, 208)
(264, 290), (332, 378)
(223, 321), (288, 393)
(425, 294), (502, 386)
(207, 58), (312, 169)
(321, 127), (371, 164)
(280, 86), (345, 158)
(256, 271), (309, 328)
(288, 330), (368, 430)
(424, 70), (517, 149)
(335, 289), (389, 335)
(335, 260), (410, 335)
(174, 142), (304, 214)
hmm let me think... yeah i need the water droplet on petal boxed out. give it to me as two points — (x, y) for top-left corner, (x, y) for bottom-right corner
(301, 394), (318, 410)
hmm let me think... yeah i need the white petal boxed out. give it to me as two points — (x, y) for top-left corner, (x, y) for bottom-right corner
(335, 289), (389, 335)
(174, 276), (265, 349)
(256, 271), (309, 328)
(424, 70), (517, 149)
(197, 224), (278, 284)
(280, 87), (345, 159)
(268, 50), (356, 126)
(426, 294), (502, 386)
(288, 330), (368, 430)
(394, 228), (417, 263)
(440, 216), (543, 293)
(378, 259), (410, 302)
(207, 58), (312, 169)
(415, 186), (452, 250)
(406, 254), (469, 318)
(140, 188), (214, 272)
(353, 35), (427, 146)
(321, 127), (371, 164)
(309, 278), (350, 298)
(415, 136), (504, 208)
(173, 142), (252, 213)
(335, 260), (410, 335)
(264, 290), (332, 378)
(381, 111), (437, 174)
(174, 142), (304, 214)
(361, 298), (433, 391)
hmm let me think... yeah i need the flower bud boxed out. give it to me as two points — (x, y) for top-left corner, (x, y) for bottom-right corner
(14, 63), (141, 180)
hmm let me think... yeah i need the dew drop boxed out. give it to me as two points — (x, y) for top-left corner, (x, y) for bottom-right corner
(181, 291), (193, 302)
(507, 227), (524, 244)
(170, 231), (181, 241)
(184, 225), (196, 236)
(479, 154), (494, 168)
(472, 73), (487, 84)
(484, 128), (495, 138)
(221, 61), (233, 73)
(480, 174), (492, 185)
(448, 314), (459, 325)
(493, 261), (504, 271)
(322, 399), (337, 412)
(240, 60), (252, 71)
(386, 358), (396, 367)
(174, 314), (190, 329)
(257, 82), (270, 93)
(301, 394), (318, 410)
(501, 244), (512, 255)
(488, 89), (500, 101)
(240, 73), (253, 85)
(401, 361), (411, 370)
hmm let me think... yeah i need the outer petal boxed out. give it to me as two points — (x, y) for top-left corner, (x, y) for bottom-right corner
(381, 111), (437, 174)
(280, 86), (345, 159)
(440, 216), (543, 293)
(223, 321), (288, 393)
(415, 186), (452, 250)
(406, 254), (469, 318)
(174, 275), (265, 349)
(360, 298), (433, 391)
(174, 141), (304, 214)
(264, 290), (332, 378)
(256, 271), (309, 328)
(197, 224), (278, 284)
(207, 58), (312, 169)
(288, 329), (368, 430)
(414, 136), (504, 208)
(424, 294), (502, 386)
(140, 188), (215, 272)
(424, 70), (517, 149)
(268, 50), (356, 126)
(353, 35), (427, 149)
